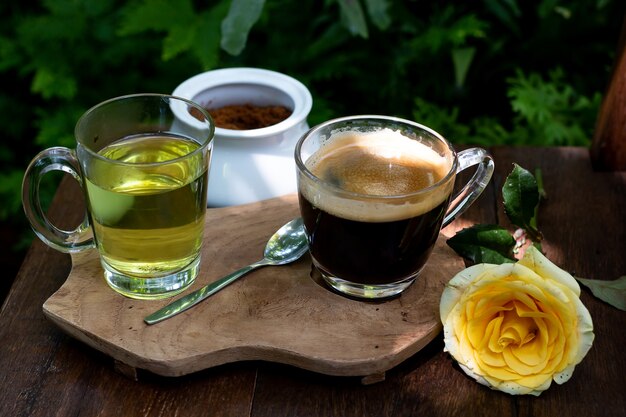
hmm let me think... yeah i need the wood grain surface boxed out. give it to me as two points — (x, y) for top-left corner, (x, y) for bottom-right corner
(42, 194), (465, 380)
(2, 147), (625, 417)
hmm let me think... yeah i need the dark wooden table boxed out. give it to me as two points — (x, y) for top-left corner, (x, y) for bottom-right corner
(2, 146), (625, 417)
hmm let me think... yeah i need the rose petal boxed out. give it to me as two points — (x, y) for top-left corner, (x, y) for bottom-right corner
(496, 374), (553, 396)
(519, 246), (581, 296)
(440, 263), (497, 321)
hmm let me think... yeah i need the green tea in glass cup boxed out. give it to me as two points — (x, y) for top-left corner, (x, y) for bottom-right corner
(22, 94), (214, 299)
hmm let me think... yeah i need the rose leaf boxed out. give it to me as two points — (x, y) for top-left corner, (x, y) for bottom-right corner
(502, 164), (542, 236)
(220, 0), (265, 55)
(575, 276), (626, 311)
(447, 224), (517, 264)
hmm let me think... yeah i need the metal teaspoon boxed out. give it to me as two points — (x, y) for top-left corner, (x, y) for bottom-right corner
(144, 217), (309, 325)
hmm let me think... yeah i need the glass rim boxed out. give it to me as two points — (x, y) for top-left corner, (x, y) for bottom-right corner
(75, 93), (214, 167)
(294, 115), (459, 201)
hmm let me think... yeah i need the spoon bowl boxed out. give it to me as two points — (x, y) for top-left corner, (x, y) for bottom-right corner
(145, 217), (308, 325)
(264, 218), (308, 263)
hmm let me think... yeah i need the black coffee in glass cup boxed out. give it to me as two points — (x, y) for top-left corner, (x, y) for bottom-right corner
(295, 115), (494, 299)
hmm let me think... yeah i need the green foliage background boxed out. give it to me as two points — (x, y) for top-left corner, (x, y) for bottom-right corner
(0, 0), (622, 275)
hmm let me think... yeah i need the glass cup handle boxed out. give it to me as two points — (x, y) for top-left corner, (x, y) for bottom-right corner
(442, 147), (495, 228)
(21, 147), (94, 253)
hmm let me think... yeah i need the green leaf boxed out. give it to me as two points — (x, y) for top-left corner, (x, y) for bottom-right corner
(447, 224), (517, 264)
(0, 36), (20, 71)
(502, 164), (542, 240)
(0, 170), (25, 219)
(34, 105), (82, 148)
(534, 168), (547, 199)
(193, 4), (229, 70)
(576, 276), (626, 311)
(363, 0), (391, 30)
(337, 0), (369, 38)
(506, 68), (598, 146)
(118, 0), (195, 34)
(220, 0), (265, 55)
(31, 67), (77, 99)
(117, 0), (203, 63)
(447, 14), (488, 47)
(162, 23), (197, 61)
(451, 47), (476, 88)
(483, 0), (521, 36)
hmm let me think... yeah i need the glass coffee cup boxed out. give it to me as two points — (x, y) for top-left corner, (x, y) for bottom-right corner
(295, 115), (494, 299)
(22, 94), (214, 299)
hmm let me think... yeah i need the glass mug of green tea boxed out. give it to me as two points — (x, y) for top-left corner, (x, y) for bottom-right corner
(295, 115), (494, 299)
(22, 94), (214, 299)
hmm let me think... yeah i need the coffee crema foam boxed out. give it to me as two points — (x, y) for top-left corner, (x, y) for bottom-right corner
(301, 129), (455, 222)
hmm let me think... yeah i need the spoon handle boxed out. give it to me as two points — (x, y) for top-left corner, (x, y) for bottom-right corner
(144, 260), (266, 325)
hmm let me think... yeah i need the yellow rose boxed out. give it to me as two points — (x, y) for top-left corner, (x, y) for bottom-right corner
(440, 246), (594, 396)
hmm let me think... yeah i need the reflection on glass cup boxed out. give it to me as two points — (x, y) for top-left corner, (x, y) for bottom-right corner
(22, 94), (214, 299)
(295, 115), (494, 299)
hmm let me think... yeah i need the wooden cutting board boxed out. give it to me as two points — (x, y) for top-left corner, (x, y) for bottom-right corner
(43, 194), (465, 383)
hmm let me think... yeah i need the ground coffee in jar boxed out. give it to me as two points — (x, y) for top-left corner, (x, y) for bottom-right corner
(190, 104), (292, 130)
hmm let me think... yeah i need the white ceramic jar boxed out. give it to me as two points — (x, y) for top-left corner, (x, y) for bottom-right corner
(172, 67), (313, 207)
